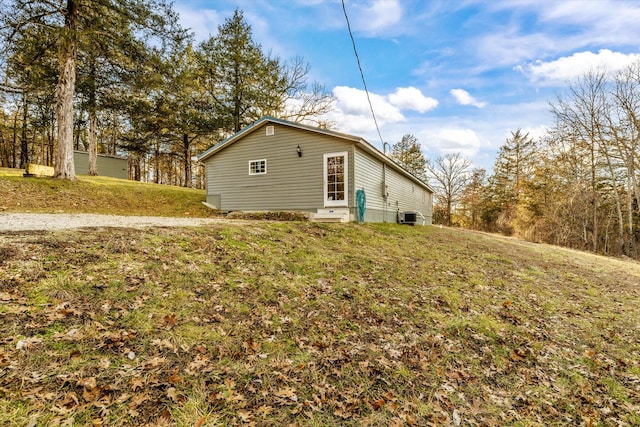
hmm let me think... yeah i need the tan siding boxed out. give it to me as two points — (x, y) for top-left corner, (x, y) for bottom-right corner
(205, 123), (353, 211)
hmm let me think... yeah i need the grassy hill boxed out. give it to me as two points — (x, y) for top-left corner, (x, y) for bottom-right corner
(1, 169), (640, 426)
(0, 167), (218, 217)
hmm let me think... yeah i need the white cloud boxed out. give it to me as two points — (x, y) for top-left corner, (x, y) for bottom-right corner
(477, 1), (640, 46)
(468, 1), (640, 73)
(431, 128), (484, 158)
(350, 0), (403, 35)
(175, 7), (222, 40)
(539, 1), (640, 45)
(518, 49), (640, 84)
(450, 89), (486, 108)
(517, 125), (549, 143)
(327, 86), (405, 134)
(388, 87), (438, 113)
(332, 86), (404, 121)
(475, 30), (558, 68)
(325, 86), (440, 135)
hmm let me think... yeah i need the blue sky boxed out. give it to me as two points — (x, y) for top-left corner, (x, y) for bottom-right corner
(176, 0), (640, 170)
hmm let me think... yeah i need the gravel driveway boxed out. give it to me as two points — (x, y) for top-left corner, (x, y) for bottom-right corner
(0, 213), (227, 232)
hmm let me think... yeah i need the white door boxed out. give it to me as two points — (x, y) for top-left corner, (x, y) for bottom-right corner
(324, 152), (348, 207)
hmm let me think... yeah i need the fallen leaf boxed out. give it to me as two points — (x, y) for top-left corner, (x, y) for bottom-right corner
(115, 393), (131, 404)
(186, 354), (211, 374)
(274, 386), (298, 400)
(167, 387), (180, 403)
(129, 392), (149, 409)
(130, 377), (145, 392)
(510, 347), (529, 361)
(334, 408), (352, 419)
(83, 386), (101, 402)
(151, 339), (176, 352)
(256, 405), (273, 417)
(167, 369), (183, 385)
(237, 410), (252, 422)
(77, 377), (97, 390)
(163, 314), (178, 328)
(52, 392), (80, 414)
(372, 398), (385, 410)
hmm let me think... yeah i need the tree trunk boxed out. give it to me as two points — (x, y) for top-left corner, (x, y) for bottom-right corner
(87, 61), (98, 175)
(154, 140), (160, 184)
(88, 108), (98, 175)
(54, 0), (78, 180)
(48, 111), (55, 165)
(12, 109), (18, 168)
(590, 140), (598, 252)
(20, 93), (29, 168)
(0, 124), (7, 167)
(183, 133), (191, 187)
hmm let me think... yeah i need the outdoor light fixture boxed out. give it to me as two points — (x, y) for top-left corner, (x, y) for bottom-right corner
(297, 145), (302, 157)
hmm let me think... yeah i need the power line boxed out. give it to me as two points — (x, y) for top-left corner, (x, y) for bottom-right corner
(341, 0), (385, 148)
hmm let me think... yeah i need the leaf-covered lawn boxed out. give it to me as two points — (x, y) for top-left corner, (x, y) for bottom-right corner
(1, 223), (639, 426)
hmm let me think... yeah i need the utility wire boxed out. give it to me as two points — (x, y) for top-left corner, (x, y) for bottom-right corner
(341, 0), (385, 148)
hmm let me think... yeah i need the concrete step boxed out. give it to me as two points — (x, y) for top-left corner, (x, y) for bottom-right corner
(311, 208), (350, 223)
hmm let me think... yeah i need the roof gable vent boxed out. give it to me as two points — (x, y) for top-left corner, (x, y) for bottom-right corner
(265, 125), (274, 136)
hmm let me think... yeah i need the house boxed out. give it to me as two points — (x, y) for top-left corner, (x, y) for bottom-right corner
(197, 116), (433, 224)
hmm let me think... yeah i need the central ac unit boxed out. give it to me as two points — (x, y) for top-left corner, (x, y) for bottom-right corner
(398, 211), (417, 225)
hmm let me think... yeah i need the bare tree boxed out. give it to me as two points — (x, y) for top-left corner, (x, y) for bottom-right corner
(426, 152), (471, 226)
(550, 69), (614, 252)
(612, 62), (640, 256)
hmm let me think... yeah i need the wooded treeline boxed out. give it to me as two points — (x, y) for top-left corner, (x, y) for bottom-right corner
(455, 66), (640, 259)
(0, 2), (332, 186)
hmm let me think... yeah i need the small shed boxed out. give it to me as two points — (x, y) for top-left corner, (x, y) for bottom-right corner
(73, 151), (128, 180)
(197, 116), (433, 224)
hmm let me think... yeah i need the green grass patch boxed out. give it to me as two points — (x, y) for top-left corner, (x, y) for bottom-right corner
(0, 168), (218, 217)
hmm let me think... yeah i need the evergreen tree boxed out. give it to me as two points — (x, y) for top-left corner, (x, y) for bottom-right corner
(488, 129), (537, 233)
(160, 38), (221, 187)
(198, 9), (333, 134)
(389, 134), (427, 181)
(198, 9), (271, 134)
(2, 0), (182, 179)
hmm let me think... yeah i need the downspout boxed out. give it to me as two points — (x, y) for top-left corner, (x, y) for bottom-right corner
(383, 142), (390, 223)
(383, 163), (388, 222)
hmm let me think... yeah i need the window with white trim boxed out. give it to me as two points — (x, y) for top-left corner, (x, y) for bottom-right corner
(249, 159), (267, 175)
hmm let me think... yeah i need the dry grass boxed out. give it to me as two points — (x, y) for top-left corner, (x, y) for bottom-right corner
(1, 222), (639, 426)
